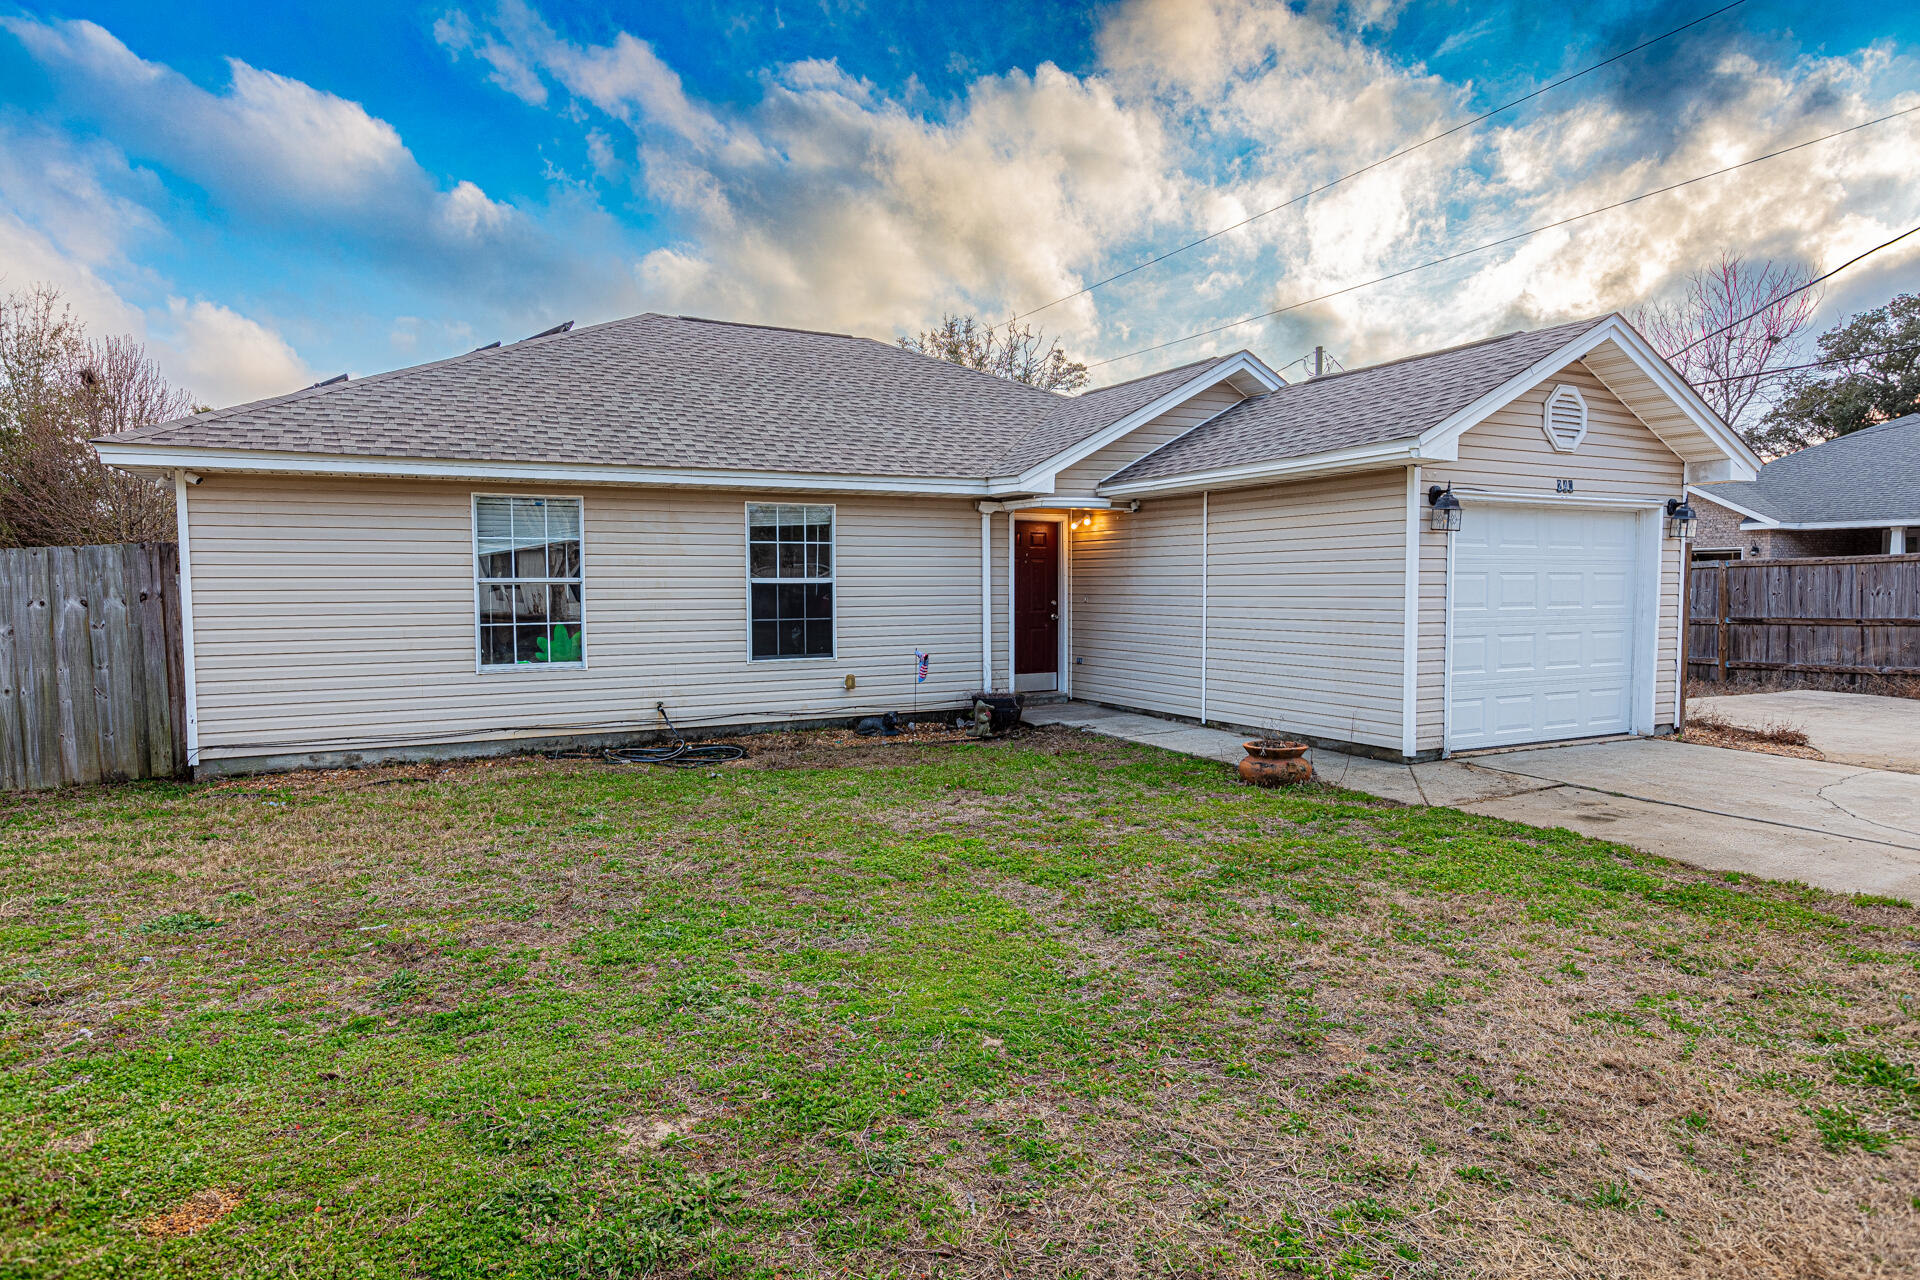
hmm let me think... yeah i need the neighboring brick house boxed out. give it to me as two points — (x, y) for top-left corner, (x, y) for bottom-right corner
(1689, 414), (1919, 560)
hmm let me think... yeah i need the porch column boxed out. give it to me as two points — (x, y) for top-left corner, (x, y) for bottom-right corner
(1892, 526), (1909, 555)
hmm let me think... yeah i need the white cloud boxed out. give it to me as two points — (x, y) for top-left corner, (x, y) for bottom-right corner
(439, 0), (1920, 382)
(154, 298), (316, 408)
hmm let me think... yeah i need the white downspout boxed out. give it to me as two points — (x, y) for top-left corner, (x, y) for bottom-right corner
(1199, 491), (1209, 725)
(979, 509), (992, 691)
(1402, 466), (1420, 761)
(173, 469), (200, 768)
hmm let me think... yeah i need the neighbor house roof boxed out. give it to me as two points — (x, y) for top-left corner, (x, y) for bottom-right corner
(1692, 414), (1920, 526)
(1104, 317), (1607, 487)
(103, 313), (1087, 480)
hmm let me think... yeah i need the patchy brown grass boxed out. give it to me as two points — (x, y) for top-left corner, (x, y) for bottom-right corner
(3, 728), (1916, 1279)
(1681, 709), (1823, 758)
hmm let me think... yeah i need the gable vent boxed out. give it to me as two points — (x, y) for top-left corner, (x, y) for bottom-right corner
(1542, 384), (1588, 452)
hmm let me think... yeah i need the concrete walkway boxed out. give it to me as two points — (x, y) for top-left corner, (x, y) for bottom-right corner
(1027, 701), (1920, 900)
(1691, 690), (1920, 774)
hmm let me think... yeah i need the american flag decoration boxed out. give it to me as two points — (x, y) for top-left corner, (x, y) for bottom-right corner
(915, 651), (930, 683)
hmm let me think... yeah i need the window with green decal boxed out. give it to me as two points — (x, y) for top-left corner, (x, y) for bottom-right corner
(473, 495), (585, 669)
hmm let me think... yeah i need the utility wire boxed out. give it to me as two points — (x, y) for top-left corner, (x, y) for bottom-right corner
(1685, 340), (1920, 385)
(1672, 224), (1920, 355)
(1015, 0), (1750, 322)
(1087, 104), (1920, 369)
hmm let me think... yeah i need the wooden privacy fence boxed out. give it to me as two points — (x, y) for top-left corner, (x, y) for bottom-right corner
(1, 542), (187, 790)
(1688, 553), (1920, 685)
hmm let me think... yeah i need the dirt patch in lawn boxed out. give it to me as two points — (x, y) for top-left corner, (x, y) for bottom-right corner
(138, 1189), (242, 1238)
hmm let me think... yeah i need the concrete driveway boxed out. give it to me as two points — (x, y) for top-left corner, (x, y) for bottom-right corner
(1690, 689), (1920, 773)
(1029, 701), (1920, 900)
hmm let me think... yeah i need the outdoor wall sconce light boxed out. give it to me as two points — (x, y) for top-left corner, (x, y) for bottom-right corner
(1427, 484), (1462, 533)
(1068, 510), (1095, 532)
(1665, 497), (1697, 540)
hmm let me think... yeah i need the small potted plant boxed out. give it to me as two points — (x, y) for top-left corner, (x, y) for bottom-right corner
(1238, 736), (1312, 786)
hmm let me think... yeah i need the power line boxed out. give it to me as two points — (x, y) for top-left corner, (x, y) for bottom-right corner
(1685, 340), (1920, 385)
(1087, 104), (1920, 369)
(1673, 224), (1920, 355)
(1015, 0), (1750, 323)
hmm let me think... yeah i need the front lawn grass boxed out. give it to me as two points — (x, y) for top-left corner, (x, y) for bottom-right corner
(2, 727), (1916, 1278)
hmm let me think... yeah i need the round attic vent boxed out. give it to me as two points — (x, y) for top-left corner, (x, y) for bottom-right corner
(1542, 384), (1589, 452)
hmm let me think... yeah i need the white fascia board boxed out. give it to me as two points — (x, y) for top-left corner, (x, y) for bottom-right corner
(94, 442), (994, 497)
(1743, 516), (1920, 530)
(1097, 437), (1432, 498)
(1686, 484), (1780, 526)
(978, 496), (1118, 512)
(995, 350), (1285, 495)
(1417, 316), (1762, 479)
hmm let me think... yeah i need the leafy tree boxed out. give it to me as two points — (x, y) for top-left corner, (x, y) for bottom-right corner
(0, 284), (196, 548)
(1633, 254), (1818, 436)
(1751, 293), (1920, 454)
(897, 314), (1089, 393)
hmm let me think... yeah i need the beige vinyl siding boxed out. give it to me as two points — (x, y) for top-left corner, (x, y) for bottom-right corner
(989, 511), (1010, 691)
(1068, 496), (1203, 717)
(1205, 470), (1408, 750)
(1417, 360), (1686, 750)
(185, 476), (984, 759)
(1049, 385), (1244, 499)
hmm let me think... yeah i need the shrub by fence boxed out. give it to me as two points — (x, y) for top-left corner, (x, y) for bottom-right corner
(1, 542), (186, 790)
(1688, 553), (1920, 688)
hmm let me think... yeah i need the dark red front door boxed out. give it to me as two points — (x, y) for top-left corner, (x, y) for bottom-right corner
(1014, 520), (1058, 679)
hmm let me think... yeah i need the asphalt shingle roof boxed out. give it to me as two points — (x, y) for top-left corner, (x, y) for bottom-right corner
(991, 356), (1227, 475)
(106, 313), (1084, 479)
(1693, 414), (1920, 523)
(1105, 317), (1606, 486)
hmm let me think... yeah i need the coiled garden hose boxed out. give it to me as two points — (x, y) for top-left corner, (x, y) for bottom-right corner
(600, 703), (746, 769)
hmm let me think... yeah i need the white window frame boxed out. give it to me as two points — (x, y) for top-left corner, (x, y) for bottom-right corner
(744, 501), (837, 662)
(472, 492), (589, 674)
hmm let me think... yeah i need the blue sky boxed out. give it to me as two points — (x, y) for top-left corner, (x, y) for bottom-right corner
(2, 0), (1916, 408)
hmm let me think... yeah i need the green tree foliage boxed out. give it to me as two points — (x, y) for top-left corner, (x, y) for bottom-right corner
(0, 284), (196, 548)
(1753, 293), (1920, 455)
(897, 314), (1089, 393)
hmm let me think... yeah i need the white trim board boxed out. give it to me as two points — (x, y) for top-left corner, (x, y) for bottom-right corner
(100, 443), (998, 498)
(172, 470), (200, 768)
(1401, 466), (1420, 759)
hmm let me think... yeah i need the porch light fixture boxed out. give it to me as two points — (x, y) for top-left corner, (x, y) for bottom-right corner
(1427, 484), (1462, 533)
(1665, 498), (1697, 540)
(1068, 509), (1095, 532)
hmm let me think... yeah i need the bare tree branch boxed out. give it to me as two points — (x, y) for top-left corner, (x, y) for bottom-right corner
(1, 284), (195, 548)
(1633, 255), (1820, 441)
(898, 314), (1089, 393)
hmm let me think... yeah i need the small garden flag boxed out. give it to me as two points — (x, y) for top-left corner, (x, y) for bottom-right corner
(916, 651), (930, 683)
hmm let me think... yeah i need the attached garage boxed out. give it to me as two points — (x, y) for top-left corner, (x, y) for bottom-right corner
(1446, 504), (1651, 751)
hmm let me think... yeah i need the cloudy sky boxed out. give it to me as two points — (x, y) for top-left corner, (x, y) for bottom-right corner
(1, 0), (1916, 408)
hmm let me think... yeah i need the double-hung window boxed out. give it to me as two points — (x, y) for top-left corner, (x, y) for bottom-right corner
(747, 503), (833, 659)
(475, 495), (584, 668)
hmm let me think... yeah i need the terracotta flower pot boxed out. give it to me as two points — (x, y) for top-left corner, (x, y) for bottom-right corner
(1238, 738), (1313, 787)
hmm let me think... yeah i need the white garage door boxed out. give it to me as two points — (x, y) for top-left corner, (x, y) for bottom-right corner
(1449, 505), (1642, 751)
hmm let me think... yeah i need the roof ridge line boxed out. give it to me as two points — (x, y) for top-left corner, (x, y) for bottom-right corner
(1266, 316), (1608, 390)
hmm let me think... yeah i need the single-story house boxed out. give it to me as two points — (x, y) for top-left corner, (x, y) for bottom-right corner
(95, 311), (1758, 776)
(1688, 413), (1919, 560)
